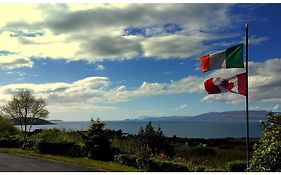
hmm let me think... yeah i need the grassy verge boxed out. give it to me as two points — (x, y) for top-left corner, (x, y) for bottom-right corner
(0, 148), (137, 172)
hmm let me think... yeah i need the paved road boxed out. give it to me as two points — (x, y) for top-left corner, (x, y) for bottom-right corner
(0, 152), (99, 172)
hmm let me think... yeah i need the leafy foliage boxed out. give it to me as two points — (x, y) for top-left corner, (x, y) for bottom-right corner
(136, 122), (172, 156)
(225, 160), (246, 172)
(189, 147), (216, 157)
(114, 154), (138, 168)
(0, 136), (23, 148)
(31, 128), (85, 157)
(0, 117), (20, 138)
(143, 159), (190, 172)
(32, 128), (74, 143)
(0, 89), (49, 148)
(82, 118), (115, 160)
(249, 112), (281, 171)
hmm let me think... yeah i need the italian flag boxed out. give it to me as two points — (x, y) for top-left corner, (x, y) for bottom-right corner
(204, 72), (246, 96)
(200, 43), (244, 73)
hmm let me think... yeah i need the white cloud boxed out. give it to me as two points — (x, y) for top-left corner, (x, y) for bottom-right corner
(95, 64), (105, 71)
(249, 35), (269, 45)
(0, 58), (281, 119)
(0, 54), (33, 69)
(131, 76), (204, 97)
(0, 4), (239, 68)
(174, 104), (188, 111)
(141, 34), (212, 59)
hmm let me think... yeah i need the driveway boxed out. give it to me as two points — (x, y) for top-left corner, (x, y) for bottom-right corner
(0, 152), (99, 172)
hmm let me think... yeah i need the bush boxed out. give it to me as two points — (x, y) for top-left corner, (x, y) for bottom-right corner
(36, 140), (85, 157)
(145, 159), (190, 172)
(249, 112), (281, 171)
(31, 128), (86, 157)
(189, 147), (216, 157)
(0, 117), (20, 137)
(114, 154), (191, 171)
(0, 136), (23, 148)
(114, 154), (138, 168)
(225, 160), (247, 172)
(32, 128), (74, 142)
(194, 165), (206, 172)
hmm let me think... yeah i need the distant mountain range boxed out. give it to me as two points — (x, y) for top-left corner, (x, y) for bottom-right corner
(125, 110), (268, 121)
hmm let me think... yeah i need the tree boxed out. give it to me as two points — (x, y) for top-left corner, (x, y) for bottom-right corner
(136, 121), (172, 156)
(82, 118), (113, 160)
(0, 117), (20, 138)
(0, 89), (49, 148)
(249, 112), (281, 171)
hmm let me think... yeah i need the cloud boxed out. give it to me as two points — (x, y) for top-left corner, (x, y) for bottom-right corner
(0, 4), (240, 68)
(0, 58), (281, 118)
(249, 35), (269, 45)
(77, 34), (142, 60)
(0, 73), (204, 117)
(95, 64), (105, 71)
(141, 34), (213, 59)
(0, 54), (33, 69)
(174, 104), (188, 111)
(131, 76), (204, 97)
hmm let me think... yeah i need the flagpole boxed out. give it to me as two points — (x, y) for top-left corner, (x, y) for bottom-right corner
(245, 22), (250, 171)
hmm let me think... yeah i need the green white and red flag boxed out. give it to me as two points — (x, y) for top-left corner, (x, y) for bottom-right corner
(200, 44), (244, 73)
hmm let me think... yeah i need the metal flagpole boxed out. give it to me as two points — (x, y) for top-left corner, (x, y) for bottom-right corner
(245, 22), (250, 171)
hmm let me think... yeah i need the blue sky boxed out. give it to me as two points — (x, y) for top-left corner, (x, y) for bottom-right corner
(0, 4), (280, 121)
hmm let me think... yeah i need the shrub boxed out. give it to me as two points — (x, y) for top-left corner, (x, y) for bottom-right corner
(114, 154), (138, 168)
(32, 128), (74, 143)
(194, 165), (206, 172)
(249, 112), (281, 171)
(31, 129), (85, 157)
(0, 136), (23, 148)
(145, 159), (190, 172)
(36, 140), (85, 157)
(115, 154), (191, 171)
(225, 160), (247, 172)
(189, 147), (216, 157)
(0, 117), (20, 137)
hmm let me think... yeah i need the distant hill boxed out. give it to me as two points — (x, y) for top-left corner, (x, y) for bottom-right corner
(12, 118), (54, 125)
(126, 110), (267, 121)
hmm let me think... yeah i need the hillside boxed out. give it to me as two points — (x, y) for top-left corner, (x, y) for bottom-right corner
(12, 118), (54, 125)
(127, 110), (267, 121)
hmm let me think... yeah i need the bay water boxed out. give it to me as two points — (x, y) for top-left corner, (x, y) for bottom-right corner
(20, 120), (263, 138)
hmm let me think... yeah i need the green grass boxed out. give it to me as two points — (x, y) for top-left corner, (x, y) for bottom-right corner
(0, 148), (137, 172)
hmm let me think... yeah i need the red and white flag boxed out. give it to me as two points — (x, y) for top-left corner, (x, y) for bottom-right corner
(204, 72), (246, 96)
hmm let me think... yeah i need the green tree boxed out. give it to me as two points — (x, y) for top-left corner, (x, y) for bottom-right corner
(249, 112), (281, 171)
(0, 117), (20, 138)
(137, 121), (172, 156)
(82, 118), (113, 160)
(1, 89), (49, 149)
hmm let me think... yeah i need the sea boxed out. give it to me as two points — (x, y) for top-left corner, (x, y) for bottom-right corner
(18, 120), (264, 139)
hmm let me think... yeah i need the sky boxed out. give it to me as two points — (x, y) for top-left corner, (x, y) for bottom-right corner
(0, 3), (281, 121)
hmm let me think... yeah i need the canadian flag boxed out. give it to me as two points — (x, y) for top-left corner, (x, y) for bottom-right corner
(204, 72), (246, 96)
